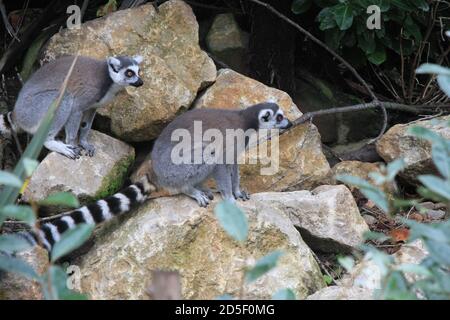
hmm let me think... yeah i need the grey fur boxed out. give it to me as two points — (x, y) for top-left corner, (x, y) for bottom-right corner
(11, 55), (144, 159)
(151, 102), (292, 207)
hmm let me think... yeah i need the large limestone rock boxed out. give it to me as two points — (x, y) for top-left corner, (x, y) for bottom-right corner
(376, 116), (450, 182)
(206, 14), (248, 73)
(306, 286), (373, 300)
(23, 130), (134, 204)
(78, 194), (325, 300)
(331, 161), (396, 195)
(255, 186), (369, 253)
(0, 247), (49, 300)
(43, 0), (216, 141)
(194, 69), (330, 192)
(194, 68), (301, 120)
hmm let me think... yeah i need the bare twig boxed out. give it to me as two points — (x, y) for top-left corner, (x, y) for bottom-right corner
(0, 0), (20, 41)
(289, 101), (448, 129)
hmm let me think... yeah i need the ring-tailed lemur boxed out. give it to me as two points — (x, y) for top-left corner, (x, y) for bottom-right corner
(2, 176), (154, 258)
(3, 55), (144, 159)
(151, 102), (292, 207)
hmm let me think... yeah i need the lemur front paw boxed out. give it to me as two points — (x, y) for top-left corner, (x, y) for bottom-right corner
(80, 142), (95, 157)
(234, 189), (250, 201)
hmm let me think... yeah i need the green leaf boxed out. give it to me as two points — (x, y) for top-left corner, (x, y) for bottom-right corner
(39, 192), (80, 208)
(291, 0), (312, 14)
(336, 174), (390, 213)
(381, 271), (417, 300)
(22, 158), (39, 177)
(323, 274), (334, 285)
(272, 288), (296, 300)
(396, 264), (432, 277)
(214, 201), (248, 242)
(245, 250), (284, 283)
(332, 3), (354, 30)
(0, 171), (23, 188)
(0, 234), (33, 253)
(317, 8), (337, 30)
(338, 256), (355, 272)
(386, 158), (406, 181)
(418, 175), (450, 200)
(0, 254), (40, 280)
(392, 0), (415, 11)
(42, 265), (88, 300)
(409, 0), (429, 11)
(368, 43), (386, 65)
(51, 224), (94, 262)
(416, 63), (450, 75)
(431, 143), (450, 179)
(0, 205), (36, 225)
(423, 239), (450, 266)
(357, 32), (376, 54)
(437, 75), (450, 98)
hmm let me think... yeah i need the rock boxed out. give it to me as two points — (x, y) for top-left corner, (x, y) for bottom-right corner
(206, 14), (248, 73)
(195, 68), (301, 120)
(0, 247), (49, 299)
(363, 215), (377, 226)
(43, 0), (216, 141)
(194, 69), (330, 192)
(341, 240), (429, 291)
(376, 116), (450, 182)
(78, 194), (325, 299)
(23, 130), (135, 205)
(306, 286), (373, 300)
(331, 160), (396, 194)
(426, 209), (446, 220)
(258, 186), (369, 253)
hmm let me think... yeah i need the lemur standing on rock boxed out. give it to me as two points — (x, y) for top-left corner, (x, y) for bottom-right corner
(151, 102), (292, 207)
(1, 55), (144, 159)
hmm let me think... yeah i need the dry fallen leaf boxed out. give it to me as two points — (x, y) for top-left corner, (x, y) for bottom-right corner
(389, 228), (410, 243)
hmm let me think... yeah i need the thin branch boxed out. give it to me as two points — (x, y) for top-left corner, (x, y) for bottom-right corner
(289, 101), (450, 129)
(0, 0), (20, 41)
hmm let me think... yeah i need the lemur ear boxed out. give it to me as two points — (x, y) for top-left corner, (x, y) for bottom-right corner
(133, 55), (144, 64)
(107, 57), (121, 72)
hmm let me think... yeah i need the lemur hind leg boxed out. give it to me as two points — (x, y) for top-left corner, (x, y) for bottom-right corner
(212, 165), (235, 203)
(230, 163), (249, 201)
(45, 100), (82, 159)
(78, 109), (96, 156)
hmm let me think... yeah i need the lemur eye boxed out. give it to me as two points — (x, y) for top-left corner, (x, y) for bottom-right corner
(126, 70), (135, 78)
(276, 114), (284, 122)
(262, 112), (271, 122)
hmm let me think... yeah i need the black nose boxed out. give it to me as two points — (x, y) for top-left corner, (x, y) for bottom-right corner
(284, 119), (293, 129)
(132, 78), (144, 87)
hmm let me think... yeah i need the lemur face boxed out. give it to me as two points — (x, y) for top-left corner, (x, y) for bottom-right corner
(107, 55), (144, 87)
(258, 106), (292, 130)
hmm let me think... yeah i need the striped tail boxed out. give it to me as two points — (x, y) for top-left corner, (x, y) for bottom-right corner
(16, 175), (155, 253)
